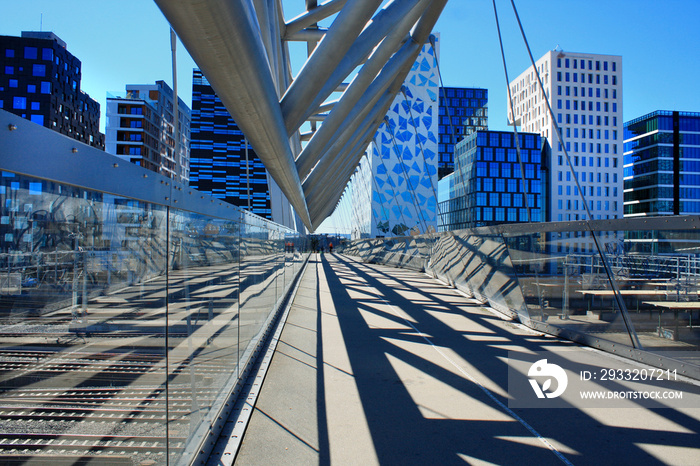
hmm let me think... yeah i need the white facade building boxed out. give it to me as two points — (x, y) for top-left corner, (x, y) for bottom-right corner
(509, 50), (623, 224)
(350, 40), (440, 239)
(106, 81), (191, 183)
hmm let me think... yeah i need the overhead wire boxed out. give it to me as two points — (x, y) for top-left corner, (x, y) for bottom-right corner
(492, 0), (545, 314)
(428, 35), (473, 230)
(506, 0), (641, 348)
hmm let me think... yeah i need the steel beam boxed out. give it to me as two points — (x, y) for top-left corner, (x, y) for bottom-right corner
(295, 0), (428, 178)
(291, 0), (425, 137)
(154, 0), (312, 228)
(156, 0), (449, 231)
(281, 0), (384, 135)
(285, 0), (348, 37)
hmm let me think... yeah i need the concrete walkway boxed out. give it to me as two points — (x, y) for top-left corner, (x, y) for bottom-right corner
(235, 254), (700, 465)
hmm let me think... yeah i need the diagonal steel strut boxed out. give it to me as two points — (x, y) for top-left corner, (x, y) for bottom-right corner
(155, 0), (448, 231)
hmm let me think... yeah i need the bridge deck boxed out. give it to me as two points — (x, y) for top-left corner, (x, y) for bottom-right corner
(235, 254), (700, 465)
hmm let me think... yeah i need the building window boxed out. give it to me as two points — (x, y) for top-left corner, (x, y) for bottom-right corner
(32, 64), (46, 77)
(4, 65), (13, 75)
(30, 114), (44, 125)
(40, 81), (51, 94)
(42, 48), (53, 61)
(9, 79), (18, 88)
(24, 46), (38, 59)
(5, 48), (14, 58)
(13, 96), (26, 109)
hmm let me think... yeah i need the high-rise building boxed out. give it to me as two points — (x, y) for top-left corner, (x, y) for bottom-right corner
(106, 81), (191, 183)
(0, 31), (104, 149)
(351, 40), (440, 238)
(509, 50), (623, 224)
(624, 111), (700, 217)
(189, 69), (301, 229)
(439, 130), (542, 231)
(438, 87), (488, 179)
(189, 69), (270, 219)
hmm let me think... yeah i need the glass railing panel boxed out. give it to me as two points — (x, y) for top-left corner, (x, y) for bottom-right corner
(504, 226), (639, 346)
(342, 217), (700, 376)
(165, 210), (240, 463)
(0, 110), (311, 464)
(283, 231), (296, 299)
(500, 232), (544, 323)
(447, 231), (526, 318)
(0, 172), (169, 463)
(620, 228), (700, 358)
(238, 218), (279, 369)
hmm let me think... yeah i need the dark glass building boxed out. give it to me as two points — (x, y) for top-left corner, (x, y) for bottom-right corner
(624, 111), (700, 216)
(189, 69), (271, 219)
(0, 31), (104, 149)
(437, 87), (488, 180)
(439, 130), (542, 231)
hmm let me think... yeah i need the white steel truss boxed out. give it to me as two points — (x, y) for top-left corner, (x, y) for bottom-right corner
(154, 0), (448, 230)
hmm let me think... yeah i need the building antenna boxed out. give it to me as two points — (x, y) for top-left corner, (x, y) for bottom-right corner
(40, 13), (43, 31)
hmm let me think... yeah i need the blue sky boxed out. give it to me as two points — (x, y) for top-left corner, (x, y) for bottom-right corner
(3, 1), (699, 134)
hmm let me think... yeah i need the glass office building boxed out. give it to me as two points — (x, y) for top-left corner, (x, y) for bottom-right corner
(438, 87), (488, 180)
(439, 130), (542, 231)
(624, 111), (700, 216)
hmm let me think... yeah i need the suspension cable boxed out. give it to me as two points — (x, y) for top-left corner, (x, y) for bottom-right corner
(492, 0), (546, 314)
(428, 36), (473, 227)
(491, 1), (533, 224)
(507, 0), (641, 348)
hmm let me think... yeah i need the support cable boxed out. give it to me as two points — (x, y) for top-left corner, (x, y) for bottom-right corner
(372, 174), (392, 236)
(491, 3), (533, 224)
(492, 0), (546, 315)
(383, 116), (431, 236)
(508, 0), (641, 348)
(358, 153), (386, 236)
(428, 36), (472, 227)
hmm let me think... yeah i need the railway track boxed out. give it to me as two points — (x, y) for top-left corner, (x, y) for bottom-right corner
(0, 349), (233, 464)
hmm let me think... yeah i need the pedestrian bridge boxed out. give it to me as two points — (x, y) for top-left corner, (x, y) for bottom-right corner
(2, 0), (700, 459)
(1, 110), (699, 465)
(234, 253), (700, 465)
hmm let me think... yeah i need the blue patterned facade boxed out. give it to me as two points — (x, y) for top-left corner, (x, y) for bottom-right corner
(361, 41), (439, 238)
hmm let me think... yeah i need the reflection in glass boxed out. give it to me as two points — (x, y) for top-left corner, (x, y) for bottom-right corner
(0, 172), (308, 465)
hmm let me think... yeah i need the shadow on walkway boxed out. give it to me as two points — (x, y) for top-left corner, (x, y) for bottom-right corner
(236, 254), (700, 465)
